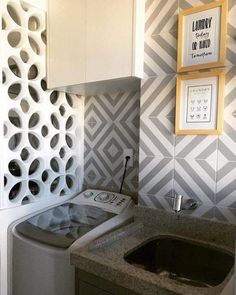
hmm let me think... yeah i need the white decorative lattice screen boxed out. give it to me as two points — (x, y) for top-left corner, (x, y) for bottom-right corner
(1, 0), (83, 209)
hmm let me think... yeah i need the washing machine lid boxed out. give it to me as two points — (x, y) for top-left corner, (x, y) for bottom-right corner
(15, 203), (116, 248)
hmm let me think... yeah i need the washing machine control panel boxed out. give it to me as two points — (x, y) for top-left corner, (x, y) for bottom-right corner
(72, 190), (133, 214)
(95, 192), (115, 203)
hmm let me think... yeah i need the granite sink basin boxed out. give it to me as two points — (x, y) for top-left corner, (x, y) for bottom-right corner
(124, 235), (234, 289)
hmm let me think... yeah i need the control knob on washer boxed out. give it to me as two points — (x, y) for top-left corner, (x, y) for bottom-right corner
(98, 193), (110, 201)
(84, 191), (93, 198)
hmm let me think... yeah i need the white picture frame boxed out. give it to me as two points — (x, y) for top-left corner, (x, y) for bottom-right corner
(177, 0), (227, 73)
(175, 71), (225, 135)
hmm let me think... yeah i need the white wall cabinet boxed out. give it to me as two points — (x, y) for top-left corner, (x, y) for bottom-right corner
(47, 0), (144, 95)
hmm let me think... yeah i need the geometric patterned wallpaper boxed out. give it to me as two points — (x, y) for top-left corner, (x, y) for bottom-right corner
(83, 92), (140, 199)
(139, 0), (236, 222)
(0, 0), (83, 209)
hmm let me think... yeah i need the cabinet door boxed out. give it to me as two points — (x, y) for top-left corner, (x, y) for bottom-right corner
(76, 269), (139, 295)
(86, 0), (134, 82)
(78, 280), (113, 295)
(47, 0), (86, 88)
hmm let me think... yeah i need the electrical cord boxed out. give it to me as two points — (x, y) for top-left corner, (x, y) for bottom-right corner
(119, 156), (130, 194)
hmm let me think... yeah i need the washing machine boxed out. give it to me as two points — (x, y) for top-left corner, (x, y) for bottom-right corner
(12, 189), (134, 295)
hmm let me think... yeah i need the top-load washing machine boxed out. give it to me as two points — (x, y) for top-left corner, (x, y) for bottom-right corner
(12, 189), (134, 295)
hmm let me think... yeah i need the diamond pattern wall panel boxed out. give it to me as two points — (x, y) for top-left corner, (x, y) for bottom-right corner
(144, 0), (178, 77)
(139, 0), (236, 222)
(0, 0), (83, 209)
(84, 92), (140, 196)
(144, 0), (236, 78)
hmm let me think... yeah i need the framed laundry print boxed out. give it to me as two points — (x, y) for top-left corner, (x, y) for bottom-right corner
(177, 0), (227, 72)
(175, 71), (225, 135)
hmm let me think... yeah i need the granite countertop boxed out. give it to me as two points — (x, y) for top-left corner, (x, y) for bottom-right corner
(71, 206), (236, 295)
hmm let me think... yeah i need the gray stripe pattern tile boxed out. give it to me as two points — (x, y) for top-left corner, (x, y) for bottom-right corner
(139, 0), (236, 217)
(144, 0), (178, 77)
(84, 91), (140, 193)
(144, 0), (236, 78)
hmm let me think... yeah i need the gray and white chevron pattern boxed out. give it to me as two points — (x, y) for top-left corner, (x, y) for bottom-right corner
(144, 0), (178, 77)
(140, 0), (236, 222)
(144, 0), (236, 78)
(84, 92), (140, 196)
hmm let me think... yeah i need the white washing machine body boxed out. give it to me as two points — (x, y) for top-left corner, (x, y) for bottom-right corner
(12, 190), (134, 295)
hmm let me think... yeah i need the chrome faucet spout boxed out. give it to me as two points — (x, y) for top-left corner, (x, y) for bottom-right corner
(173, 194), (183, 212)
(172, 194), (199, 214)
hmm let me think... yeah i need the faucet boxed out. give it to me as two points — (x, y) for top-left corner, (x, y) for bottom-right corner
(172, 194), (199, 213)
(173, 194), (183, 213)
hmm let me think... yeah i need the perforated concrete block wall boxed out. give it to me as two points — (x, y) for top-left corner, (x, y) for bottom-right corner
(0, 0), (84, 209)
